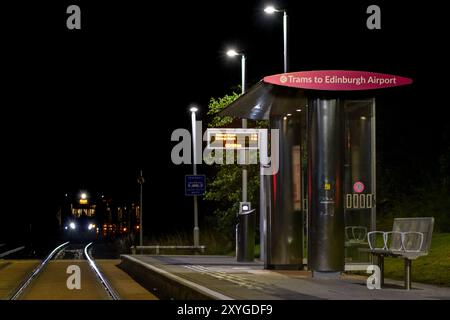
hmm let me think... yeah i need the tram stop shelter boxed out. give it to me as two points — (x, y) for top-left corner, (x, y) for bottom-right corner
(219, 70), (413, 275)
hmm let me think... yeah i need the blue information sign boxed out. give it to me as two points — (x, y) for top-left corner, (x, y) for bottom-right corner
(185, 175), (206, 196)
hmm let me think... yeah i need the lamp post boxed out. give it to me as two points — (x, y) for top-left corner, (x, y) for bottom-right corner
(227, 49), (256, 262)
(226, 49), (247, 202)
(258, 5), (289, 264)
(264, 5), (288, 72)
(137, 170), (145, 247)
(190, 106), (200, 247)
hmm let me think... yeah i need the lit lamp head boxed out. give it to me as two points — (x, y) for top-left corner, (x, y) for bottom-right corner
(81, 193), (87, 200)
(240, 202), (251, 213)
(189, 106), (198, 113)
(264, 5), (278, 14)
(264, 5), (286, 15)
(226, 49), (240, 57)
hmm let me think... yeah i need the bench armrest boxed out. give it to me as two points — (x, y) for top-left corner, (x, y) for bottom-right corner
(367, 230), (426, 255)
(402, 232), (424, 252)
(367, 231), (386, 250)
(346, 226), (368, 242)
(384, 231), (404, 251)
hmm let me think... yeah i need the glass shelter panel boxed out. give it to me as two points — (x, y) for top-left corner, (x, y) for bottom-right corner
(343, 99), (376, 263)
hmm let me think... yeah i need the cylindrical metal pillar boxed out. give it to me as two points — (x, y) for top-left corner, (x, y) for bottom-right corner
(266, 115), (303, 269)
(308, 98), (345, 273)
(236, 210), (256, 262)
(260, 174), (269, 266)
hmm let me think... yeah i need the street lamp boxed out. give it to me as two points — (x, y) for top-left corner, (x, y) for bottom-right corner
(227, 48), (255, 262)
(226, 49), (246, 94)
(190, 106), (200, 247)
(137, 170), (145, 247)
(264, 5), (288, 72)
(261, 5), (289, 263)
(226, 48), (247, 201)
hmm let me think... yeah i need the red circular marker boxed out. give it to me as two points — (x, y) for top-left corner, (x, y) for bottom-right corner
(353, 181), (365, 193)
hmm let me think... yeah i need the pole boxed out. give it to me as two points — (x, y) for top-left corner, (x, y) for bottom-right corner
(241, 54), (247, 202)
(191, 110), (200, 247)
(283, 11), (288, 73)
(241, 54), (246, 94)
(139, 169), (144, 247)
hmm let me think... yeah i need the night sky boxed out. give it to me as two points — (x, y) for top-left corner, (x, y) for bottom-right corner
(2, 1), (448, 243)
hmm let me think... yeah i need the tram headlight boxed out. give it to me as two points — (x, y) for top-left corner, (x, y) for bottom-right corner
(69, 222), (76, 230)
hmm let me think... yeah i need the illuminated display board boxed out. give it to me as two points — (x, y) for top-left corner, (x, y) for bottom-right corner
(207, 129), (259, 150)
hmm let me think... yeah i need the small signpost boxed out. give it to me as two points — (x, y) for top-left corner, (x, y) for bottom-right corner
(185, 175), (206, 196)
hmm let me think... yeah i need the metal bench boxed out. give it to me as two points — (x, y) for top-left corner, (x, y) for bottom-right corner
(346, 226), (368, 244)
(345, 226), (369, 262)
(367, 217), (434, 290)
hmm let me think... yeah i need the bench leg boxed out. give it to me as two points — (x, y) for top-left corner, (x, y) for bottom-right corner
(377, 255), (385, 287)
(404, 259), (412, 290)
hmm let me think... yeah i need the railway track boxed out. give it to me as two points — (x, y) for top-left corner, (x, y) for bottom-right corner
(9, 242), (120, 300)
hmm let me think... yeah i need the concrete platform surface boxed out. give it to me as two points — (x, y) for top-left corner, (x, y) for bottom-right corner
(96, 260), (158, 300)
(0, 260), (39, 299)
(121, 255), (450, 300)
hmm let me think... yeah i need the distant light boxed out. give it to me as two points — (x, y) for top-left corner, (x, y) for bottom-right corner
(69, 222), (76, 230)
(88, 223), (94, 230)
(264, 6), (277, 14)
(361, 116), (367, 120)
(190, 106), (198, 113)
(287, 113), (292, 116)
(65, 193), (68, 197)
(296, 109), (302, 112)
(283, 116), (287, 120)
(226, 49), (239, 57)
(81, 193), (87, 200)
(64, 226), (68, 230)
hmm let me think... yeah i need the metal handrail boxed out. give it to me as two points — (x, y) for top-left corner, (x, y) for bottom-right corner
(0, 246), (25, 258)
(131, 245), (206, 255)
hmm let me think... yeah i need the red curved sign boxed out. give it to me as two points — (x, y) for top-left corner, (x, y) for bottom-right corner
(263, 70), (413, 91)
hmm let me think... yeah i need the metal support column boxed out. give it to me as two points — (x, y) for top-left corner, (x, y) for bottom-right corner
(405, 259), (412, 290)
(308, 98), (345, 273)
